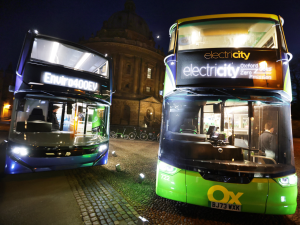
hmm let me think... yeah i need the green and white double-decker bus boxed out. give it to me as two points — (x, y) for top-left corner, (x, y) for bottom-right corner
(156, 13), (297, 214)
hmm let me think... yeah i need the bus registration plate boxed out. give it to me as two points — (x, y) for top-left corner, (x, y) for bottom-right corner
(211, 202), (241, 212)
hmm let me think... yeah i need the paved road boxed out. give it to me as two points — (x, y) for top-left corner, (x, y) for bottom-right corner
(0, 131), (83, 225)
(0, 171), (83, 225)
(0, 131), (82, 225)
(0, 132), (139, 225)
(0, 132), (299, 225)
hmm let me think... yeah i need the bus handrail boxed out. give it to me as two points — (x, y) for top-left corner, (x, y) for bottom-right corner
(276, 52), (293, 65)
(164, 54), (175, 65)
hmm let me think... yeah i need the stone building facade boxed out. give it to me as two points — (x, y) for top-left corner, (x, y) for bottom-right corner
(0, 64), (15, 120)
(80, 0), (165, 128)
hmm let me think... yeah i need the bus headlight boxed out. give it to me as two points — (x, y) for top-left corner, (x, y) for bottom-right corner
(12, 147), (28, 156)
(275, 174), (298, 187)
(159, 161), (181, 175)
(98, 144), (108, 153)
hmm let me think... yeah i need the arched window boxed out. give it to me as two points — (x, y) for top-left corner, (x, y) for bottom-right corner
(126, 64), (131, 74)
(147, 68), (152, 79)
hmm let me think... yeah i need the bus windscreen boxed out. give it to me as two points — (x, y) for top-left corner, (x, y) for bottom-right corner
(31, 38), (109, 78)
(178, 19), (278, 50)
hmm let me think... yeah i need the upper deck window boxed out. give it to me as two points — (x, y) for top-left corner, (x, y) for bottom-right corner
(168, 28), (176, 52)
(178, 19), (278, 50)
(31, 38), (109, 78)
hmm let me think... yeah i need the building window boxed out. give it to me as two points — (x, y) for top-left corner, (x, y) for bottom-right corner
(147, 68), (152, 79)
(146, 87), (151, 92)
(126, 64), (131, 74)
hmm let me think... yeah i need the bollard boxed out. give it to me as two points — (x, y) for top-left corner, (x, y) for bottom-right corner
(138, 173), (145, 183)
(137, 216), (149, 225)
(116, 164), (121, 172)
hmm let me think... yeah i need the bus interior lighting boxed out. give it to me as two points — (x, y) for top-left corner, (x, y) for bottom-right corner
(49, 42), (59, 63)
(28, 82), (44, 85)
(75, 53), (91, 69)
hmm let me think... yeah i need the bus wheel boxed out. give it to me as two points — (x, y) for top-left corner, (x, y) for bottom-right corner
(128, 133), (136, 140)
(124, 134), (129, 140)
(140, 133), (148, 141)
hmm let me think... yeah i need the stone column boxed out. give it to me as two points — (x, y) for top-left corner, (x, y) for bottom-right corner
(139, 59), (145, 94)
(133, 57), (140, 94)
(117, 54), (124, 92)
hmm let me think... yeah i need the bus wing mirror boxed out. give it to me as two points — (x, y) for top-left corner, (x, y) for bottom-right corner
(17, 99), (26, 111)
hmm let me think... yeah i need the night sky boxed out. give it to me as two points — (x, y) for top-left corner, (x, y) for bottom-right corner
(1, 0), (299, 71)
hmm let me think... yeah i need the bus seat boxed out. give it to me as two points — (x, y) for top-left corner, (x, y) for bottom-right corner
(28, 108), (45, 121)
(27, 121), (52, 132)
(169, 131), (206, 142)
(16, 121), (52, 132)
(180, 124), (197, 133)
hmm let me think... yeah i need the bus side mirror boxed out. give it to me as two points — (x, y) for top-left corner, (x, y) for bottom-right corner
(67, 103), (72, 114)
(17, 99), (26, 112)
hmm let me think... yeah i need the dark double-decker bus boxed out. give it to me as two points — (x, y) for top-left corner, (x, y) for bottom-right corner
(1, 29), (112, 174)
(156, 14), (297, 215)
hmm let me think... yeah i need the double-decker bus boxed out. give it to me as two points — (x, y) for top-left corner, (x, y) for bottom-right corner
(156, 14), (297, 214)
(1, 29), (112, 174)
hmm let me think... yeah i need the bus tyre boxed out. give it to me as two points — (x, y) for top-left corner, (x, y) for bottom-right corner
(141, 133), (148, 141)
(128, 133), (136, 140)
(124, 134), (129, 140)
(112, 134), (118, 139)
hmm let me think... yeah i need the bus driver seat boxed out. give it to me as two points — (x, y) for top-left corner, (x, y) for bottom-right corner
(28, 108), (45, 121)
(180, 119), (196, 134)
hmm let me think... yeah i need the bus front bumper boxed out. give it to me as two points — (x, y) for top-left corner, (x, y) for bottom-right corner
(4, 151), (108, 174)
(156, 161), (297, 215)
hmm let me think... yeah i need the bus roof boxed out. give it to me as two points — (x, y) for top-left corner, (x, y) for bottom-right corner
(176, 13), (279, 24)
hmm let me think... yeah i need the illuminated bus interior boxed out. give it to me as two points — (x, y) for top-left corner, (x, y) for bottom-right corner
(9, 95), (109, 147)
(169, 19), (279, 51)
(31, 38), (109, 77)
(160, 95), (294, 172)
